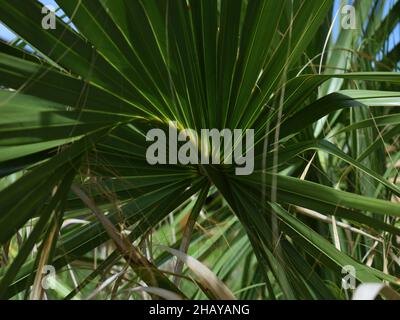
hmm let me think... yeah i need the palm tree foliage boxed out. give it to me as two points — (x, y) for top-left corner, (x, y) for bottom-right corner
(0, 0), (399, 300)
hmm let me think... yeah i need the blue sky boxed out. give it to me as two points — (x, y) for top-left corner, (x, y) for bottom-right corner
(0, 0), (398, 55)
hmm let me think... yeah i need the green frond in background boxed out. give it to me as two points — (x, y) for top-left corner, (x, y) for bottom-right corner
(0, 0), (399, 300)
